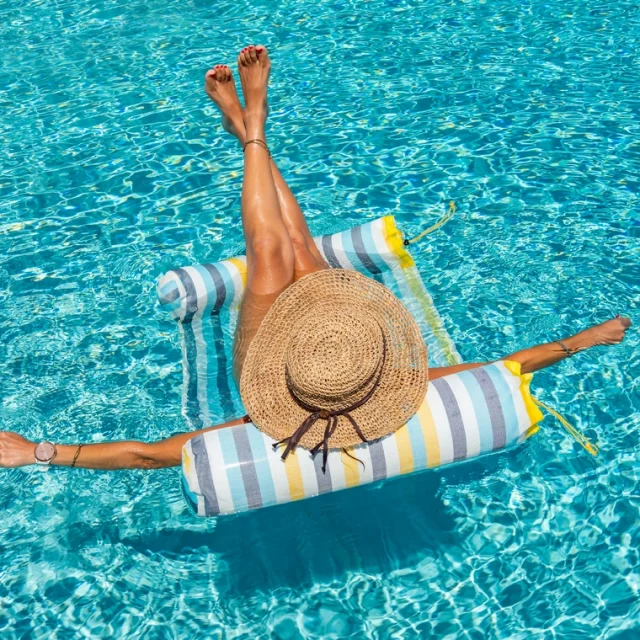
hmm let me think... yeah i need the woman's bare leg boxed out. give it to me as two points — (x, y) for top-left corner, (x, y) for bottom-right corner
(230, 46), (295, 382)
(429, 316), (631, 380)
(205, 64), (328, 280)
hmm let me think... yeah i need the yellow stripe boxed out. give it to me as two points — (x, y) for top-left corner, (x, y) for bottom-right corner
(416, 398), (440, 468)
(341, 449), (361, 488)
(502, 360), (544, 425)
(182, 447), (192, 474)
(394, 425), (415, 474)
(226, 256), (247, 286)
(382, 215), (415, 269)
(283, 451), (306, 501)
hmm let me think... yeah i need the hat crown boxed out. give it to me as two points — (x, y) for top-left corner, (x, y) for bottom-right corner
(285, 310), (384, 411)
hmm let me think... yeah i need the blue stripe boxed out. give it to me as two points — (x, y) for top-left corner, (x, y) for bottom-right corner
(216, 428), (249, 512)
(243, 426), (278, 508)
(158, 280), (180, 306)
(483, 364), (520, 446)
(458, 370), (494, 453)
(190, 435), (219, 516)
(405, 413), (428, 470)
(161, 298), (182, 314)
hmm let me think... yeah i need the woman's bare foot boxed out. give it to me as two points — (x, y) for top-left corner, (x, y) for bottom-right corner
(204, 65), (246, 144)
(565, 316), (632, 353)
(237, 45), (270, 132)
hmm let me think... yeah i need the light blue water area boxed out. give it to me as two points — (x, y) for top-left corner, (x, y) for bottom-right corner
(1, 0), (639, 637)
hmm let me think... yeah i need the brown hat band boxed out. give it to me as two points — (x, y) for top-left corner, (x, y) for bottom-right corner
(273, 337), (388, 472)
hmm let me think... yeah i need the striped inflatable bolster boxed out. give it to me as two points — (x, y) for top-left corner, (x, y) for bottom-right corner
(157, 216), (461, 428)
(181, 361), (544, 517)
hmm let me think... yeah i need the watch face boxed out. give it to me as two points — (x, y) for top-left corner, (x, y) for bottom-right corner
(35, 441), (56, 462)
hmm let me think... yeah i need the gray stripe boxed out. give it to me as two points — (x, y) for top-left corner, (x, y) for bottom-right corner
(190, 435), (220, 516)
(182, 321), (203, 429)
(232, 428), (263, 509)
(202, 263), (227, 312)
(368, 439), (388, 481)
(431, 378), (467, 461)
(321, 235), (342, 268)
(313, 452), (333, 494)
(351, 226), (382, 275)
(173, 268), (198, 323)
(471, 368), (507, 450)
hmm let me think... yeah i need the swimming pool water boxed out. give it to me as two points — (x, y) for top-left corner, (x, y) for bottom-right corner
(1, 0), (638, 637)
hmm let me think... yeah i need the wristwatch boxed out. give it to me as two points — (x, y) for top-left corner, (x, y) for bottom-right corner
(34, 441), (57, 470)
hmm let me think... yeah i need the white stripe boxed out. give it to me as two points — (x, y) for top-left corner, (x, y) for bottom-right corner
(265, 436), (294, 505)
(330, 233), (357, 271)
(444, 375), (481, 459)
(156, 272), (185, 322)
(369, 218), (396, 268)
(381, 432), (401, 479)
(182, 441), (205, 517)
(296, 449), (319, 498)
(427, 384), (455, 465)
(224, 258), (246, 311)
(326, 449), (347, 491)
(495, 361), (531, 437)
(203, 431), (235, 515)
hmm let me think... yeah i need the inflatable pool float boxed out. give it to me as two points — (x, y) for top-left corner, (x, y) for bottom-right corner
(157, 216), (587, 517)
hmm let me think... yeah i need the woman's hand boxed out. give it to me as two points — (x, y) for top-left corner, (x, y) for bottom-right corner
(0, 432), (35, 468)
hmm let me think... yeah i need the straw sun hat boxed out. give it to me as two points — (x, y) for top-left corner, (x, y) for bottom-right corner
(240, 269), (429, 470)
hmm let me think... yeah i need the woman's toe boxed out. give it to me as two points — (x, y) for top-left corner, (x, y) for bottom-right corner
(247, 45), (257, 62)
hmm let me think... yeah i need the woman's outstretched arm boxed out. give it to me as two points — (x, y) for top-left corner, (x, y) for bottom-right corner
(0, 417), (245, 470)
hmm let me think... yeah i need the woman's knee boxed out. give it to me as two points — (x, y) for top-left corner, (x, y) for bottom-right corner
(289, 230), (327, 271)
(248, 232), (295, 271)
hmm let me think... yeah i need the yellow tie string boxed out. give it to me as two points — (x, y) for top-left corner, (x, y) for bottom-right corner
(532, 396), (599, 457)
(404, 201), (456, 245)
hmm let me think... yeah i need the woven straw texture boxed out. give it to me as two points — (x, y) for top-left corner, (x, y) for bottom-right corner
(240, 269), (429, 449)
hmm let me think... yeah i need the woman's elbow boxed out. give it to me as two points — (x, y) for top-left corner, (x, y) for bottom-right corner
(137, 443), (181, 469)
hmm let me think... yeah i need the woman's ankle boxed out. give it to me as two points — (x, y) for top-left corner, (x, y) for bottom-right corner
(244, 108), (266, 133)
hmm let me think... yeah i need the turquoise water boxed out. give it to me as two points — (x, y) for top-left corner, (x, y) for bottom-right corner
(1, 0), (639, 636)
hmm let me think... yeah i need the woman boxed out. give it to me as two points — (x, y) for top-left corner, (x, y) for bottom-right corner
(0, 46), (631, 471)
